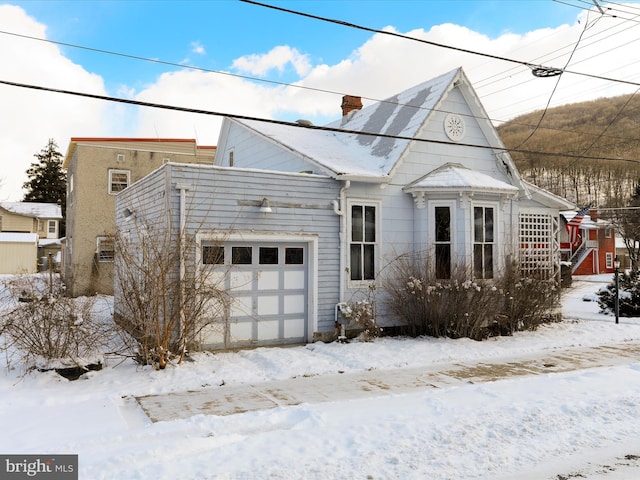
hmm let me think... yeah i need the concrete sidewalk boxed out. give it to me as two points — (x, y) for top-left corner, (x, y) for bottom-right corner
(136, 341), (640, 422)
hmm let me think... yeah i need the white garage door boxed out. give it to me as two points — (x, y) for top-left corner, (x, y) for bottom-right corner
(201, 241), (308, 349)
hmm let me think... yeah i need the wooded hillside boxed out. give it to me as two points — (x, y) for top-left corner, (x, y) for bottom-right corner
(496, 93), (640, 208)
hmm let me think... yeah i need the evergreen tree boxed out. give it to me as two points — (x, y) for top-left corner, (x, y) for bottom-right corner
(23, 139), (66, 235)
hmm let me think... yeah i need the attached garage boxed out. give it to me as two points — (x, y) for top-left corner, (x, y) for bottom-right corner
(198, 235), (318, 350)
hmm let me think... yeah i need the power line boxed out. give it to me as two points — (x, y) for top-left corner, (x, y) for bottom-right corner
(3, 6), (640, 150)
(514, 9), (602, 148)
(3, 77), (640, 166)
(241, 0), (640, 88)
(3, 14), (640, 148)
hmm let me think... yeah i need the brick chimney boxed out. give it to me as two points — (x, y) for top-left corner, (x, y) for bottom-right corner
(341, 95), (362, 116)
(589, 208), (598, 222)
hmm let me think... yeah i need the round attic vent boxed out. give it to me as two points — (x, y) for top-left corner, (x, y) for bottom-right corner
(444, 113), (465, 141)
(296, 119), (313, 126)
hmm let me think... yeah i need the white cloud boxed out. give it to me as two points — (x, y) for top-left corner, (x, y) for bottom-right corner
(2, 4), (640, 202)
(190, 41), (205, 55)
(231, 45), (312, 77)
(0, 5), (112, 201)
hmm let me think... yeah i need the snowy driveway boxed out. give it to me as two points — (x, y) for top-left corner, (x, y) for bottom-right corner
(136, 340), (640, 422)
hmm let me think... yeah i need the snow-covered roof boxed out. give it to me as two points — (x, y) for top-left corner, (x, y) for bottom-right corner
(0, 202), (62, 219)
(39, 238), (62, 247)
(0, 232), (38, 243)
(237, 68), (461, 179)
(561, 210), (611, 229)
(404, 163), (519, 194)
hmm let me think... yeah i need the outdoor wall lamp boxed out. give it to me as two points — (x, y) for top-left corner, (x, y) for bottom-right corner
(259, 197), (272, 214)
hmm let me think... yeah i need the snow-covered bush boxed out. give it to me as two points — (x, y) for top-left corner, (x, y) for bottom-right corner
(338, 296), (381, 342)
(597, 269), (640, 317)
(0, 275), (112, 372)
(383, 253), (559, 340)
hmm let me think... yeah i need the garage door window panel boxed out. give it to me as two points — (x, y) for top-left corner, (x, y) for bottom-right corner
(232, 246), (252, 264)
(285, 247), (304, 265)
(259, 247), (279, 265)
(202, 245), (224, 265)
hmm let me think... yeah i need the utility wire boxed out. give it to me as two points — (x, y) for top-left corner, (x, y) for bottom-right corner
(241, 0), (640, 88)
(2, 9), (639, 144)
(2, 78), (640, 166)
(3, 5), (639, 148)
(514, 9), (601, 148)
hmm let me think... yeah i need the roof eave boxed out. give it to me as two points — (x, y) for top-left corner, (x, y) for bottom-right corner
(404, 185), (519, 196)
(335, 173), (392, 183)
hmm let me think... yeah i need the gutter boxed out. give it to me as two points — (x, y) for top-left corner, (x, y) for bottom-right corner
(175, 182), (192, 359)
(332, 180), (351, 335)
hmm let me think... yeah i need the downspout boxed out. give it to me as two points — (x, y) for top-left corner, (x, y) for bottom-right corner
(175, 182), (192, 360)
(332, 180), (350, 339)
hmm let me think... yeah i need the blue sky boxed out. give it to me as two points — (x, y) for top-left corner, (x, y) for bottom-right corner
(1, 1), (639, 200)
(11, 0), (578, 90)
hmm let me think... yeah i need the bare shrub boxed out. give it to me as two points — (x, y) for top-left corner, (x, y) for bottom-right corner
(0, 275), (112, 370)
(114, 222), (231, 370)
(383, 252), (559, 340)
(495, 264), (560, 333)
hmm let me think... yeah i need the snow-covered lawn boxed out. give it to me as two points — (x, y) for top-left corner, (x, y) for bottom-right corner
(1, 274), (640, 479)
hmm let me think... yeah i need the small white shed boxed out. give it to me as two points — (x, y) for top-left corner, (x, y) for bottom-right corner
(0, 233), (38, 274)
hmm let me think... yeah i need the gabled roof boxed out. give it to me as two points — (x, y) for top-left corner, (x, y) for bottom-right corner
(404, 163), (519, 195)
(0, 202), (62, 219)
(236, 68), (461, 179)
(523, 182), (575, 210)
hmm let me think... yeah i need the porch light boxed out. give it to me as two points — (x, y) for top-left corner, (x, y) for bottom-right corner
(259, 197), (272, 214)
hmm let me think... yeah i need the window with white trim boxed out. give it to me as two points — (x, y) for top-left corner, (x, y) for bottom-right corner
(350, 204), (376, 281)
(473, 206), (495, 279)
(48, 220), (56, 235)
(434, 206), (452, 279)
(96, 236), (115, 262)
(605, 228), (612, 238)
(109, 169), (130, 194)
(606, 252), (613, 269)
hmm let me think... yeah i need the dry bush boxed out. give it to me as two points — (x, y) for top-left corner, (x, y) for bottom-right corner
(0, 275), (113, 370)
(114, 224), (231, 370)
(338, 286), (382, 342)
(383, 252), (559, 340)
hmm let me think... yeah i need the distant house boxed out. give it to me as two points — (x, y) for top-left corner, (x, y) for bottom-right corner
(62, 138), (216, 296)
(0, 202), (62, 274)
(0, 233), (38, 274)
(560, 208), (616, 275)
(115, 67), (574, 350)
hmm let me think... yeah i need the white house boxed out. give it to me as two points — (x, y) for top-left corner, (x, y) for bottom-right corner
(115, 67), (573, 350)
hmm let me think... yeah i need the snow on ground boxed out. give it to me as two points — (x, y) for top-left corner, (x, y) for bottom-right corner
(1, 274), (640, 479)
